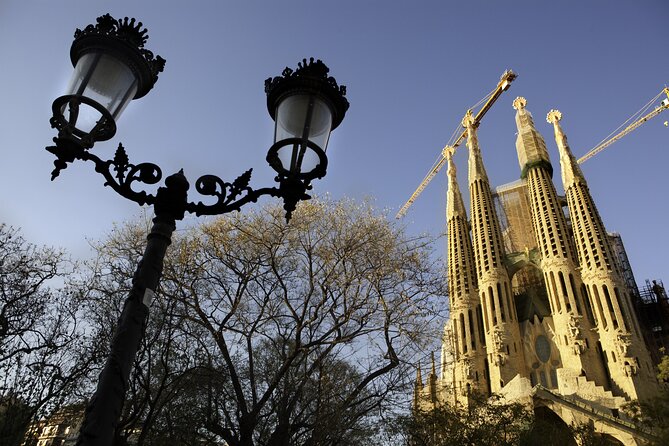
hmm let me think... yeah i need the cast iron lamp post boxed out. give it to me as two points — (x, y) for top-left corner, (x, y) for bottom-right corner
(45, 14), (348, 446)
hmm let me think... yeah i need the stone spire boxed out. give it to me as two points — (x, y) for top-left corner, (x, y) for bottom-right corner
(446, 147), (466, 219)
(549, 110), (619, 283)
(550, 110), (658, 401)
(547, 109), (584, 189)
(445, 145), (487, 403)
(464, 110), (525, 392)
(464, 110), (505, 277)
(413, 363), (423, 410)
(446, 147), (477, 301)
(464, 111), (489, 184)
(513, 99), (607, 391)
(428, 352), (438, 402)
(515, 100), (577, 263)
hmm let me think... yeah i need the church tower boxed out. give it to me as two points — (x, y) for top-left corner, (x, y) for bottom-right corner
(415, 89), (662, 445)
(513, 98), (607, 389)
(548, 109), (658, 401)
(444, 147), (488, 402)
(464, 111), (525, 391)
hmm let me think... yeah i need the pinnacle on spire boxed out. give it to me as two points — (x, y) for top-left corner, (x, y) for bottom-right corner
(428, 352), (438, 403)
(513, 97), (552, 178)
(444, 145), (456, 176)
(463, 110), (489, 184)
(512, 96), (527, 110)
(445, 146), (467, 219)
(547, 109), (585, 189)
(462, 109), (476, 128)
(413, 363), (424, 410)
(415, 363), (423, 387)
(546, 109), (562, 124)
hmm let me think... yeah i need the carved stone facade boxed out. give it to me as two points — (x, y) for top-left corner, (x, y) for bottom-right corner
(415, 99), (660, 445)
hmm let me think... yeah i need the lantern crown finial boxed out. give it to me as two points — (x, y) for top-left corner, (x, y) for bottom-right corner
(265, 57), (349, 130)
(296, 57), (329, 77)
(71, 13), (165, 99)
(74, 14), (149, 48)
(265, 57), (347, 98)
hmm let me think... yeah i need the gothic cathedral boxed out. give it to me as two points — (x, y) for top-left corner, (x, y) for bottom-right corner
(415, 97), (660, 445)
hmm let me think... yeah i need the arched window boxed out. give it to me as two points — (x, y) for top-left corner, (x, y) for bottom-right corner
(569, 273), (582, 315)
(505, 282), (514, 321)
(591, 285), (607, 329)
(558, 272), (571, 312)
(476, 305), (486, 345)
(581, 283), (596, 325)
(481, 290), (490, 332)
(497, 283), (506, 322)
(613, 287), (630, 332)
(468, 309), (476, 351)
(460, 312), (467, 353)
(550, 272), (561, 312)
(489, 286), (497, 326)
(602, 285), (618, 329)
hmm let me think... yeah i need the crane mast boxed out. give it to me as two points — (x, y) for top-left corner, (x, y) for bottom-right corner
(577, 87), (669, 164)
(395, 70), (517, 219)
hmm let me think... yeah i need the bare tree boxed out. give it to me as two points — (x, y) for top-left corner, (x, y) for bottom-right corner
(155, 199), (447, 445)
(0, 224), (67, 363)
(76, 199), (446, 445)
(0, 224), (94, 445)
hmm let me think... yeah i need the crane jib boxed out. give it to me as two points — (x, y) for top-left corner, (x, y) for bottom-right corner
(396, 69), (517, 219)
(577, 87), (669, 164)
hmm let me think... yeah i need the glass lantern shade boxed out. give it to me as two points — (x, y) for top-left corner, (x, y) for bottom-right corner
(273, 94), (333, 175)
(64, 52), (139, 133)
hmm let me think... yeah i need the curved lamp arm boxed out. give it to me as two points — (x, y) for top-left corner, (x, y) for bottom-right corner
(47, 140), (161, 207)
(186, 174), (282, 216)
(47, 137), (309, 221)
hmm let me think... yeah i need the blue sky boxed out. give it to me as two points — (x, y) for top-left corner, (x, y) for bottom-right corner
(0, 1), (667, 286)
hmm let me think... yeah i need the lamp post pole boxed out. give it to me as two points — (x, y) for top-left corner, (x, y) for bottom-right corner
(46, 14), (349, 446)
(76, 172), (187, 445)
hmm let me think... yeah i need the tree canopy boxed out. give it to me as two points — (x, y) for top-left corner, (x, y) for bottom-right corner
(389, 393), (532, 446)
(0, 224), (96, 445)
(75, 199), (447, 445)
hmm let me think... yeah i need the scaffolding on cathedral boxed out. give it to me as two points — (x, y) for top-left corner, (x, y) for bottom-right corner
(493, 179), (537, 255)
(608, 232), (641, 298)
(634, 279), (669, 364)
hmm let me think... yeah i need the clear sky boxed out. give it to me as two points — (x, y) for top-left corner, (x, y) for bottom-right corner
(0, 1), (667, 286)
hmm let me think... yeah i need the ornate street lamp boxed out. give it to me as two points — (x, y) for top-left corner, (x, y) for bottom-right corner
(46, 14), (348, 446)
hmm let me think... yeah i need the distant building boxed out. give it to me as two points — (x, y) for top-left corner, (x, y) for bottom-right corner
(22, 403), (84, 446)
(415, 99), (662, 445)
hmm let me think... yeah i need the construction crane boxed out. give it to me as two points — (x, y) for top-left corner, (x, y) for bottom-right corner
(395, 70), (517, 219)
(577, 87), (669, 164)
